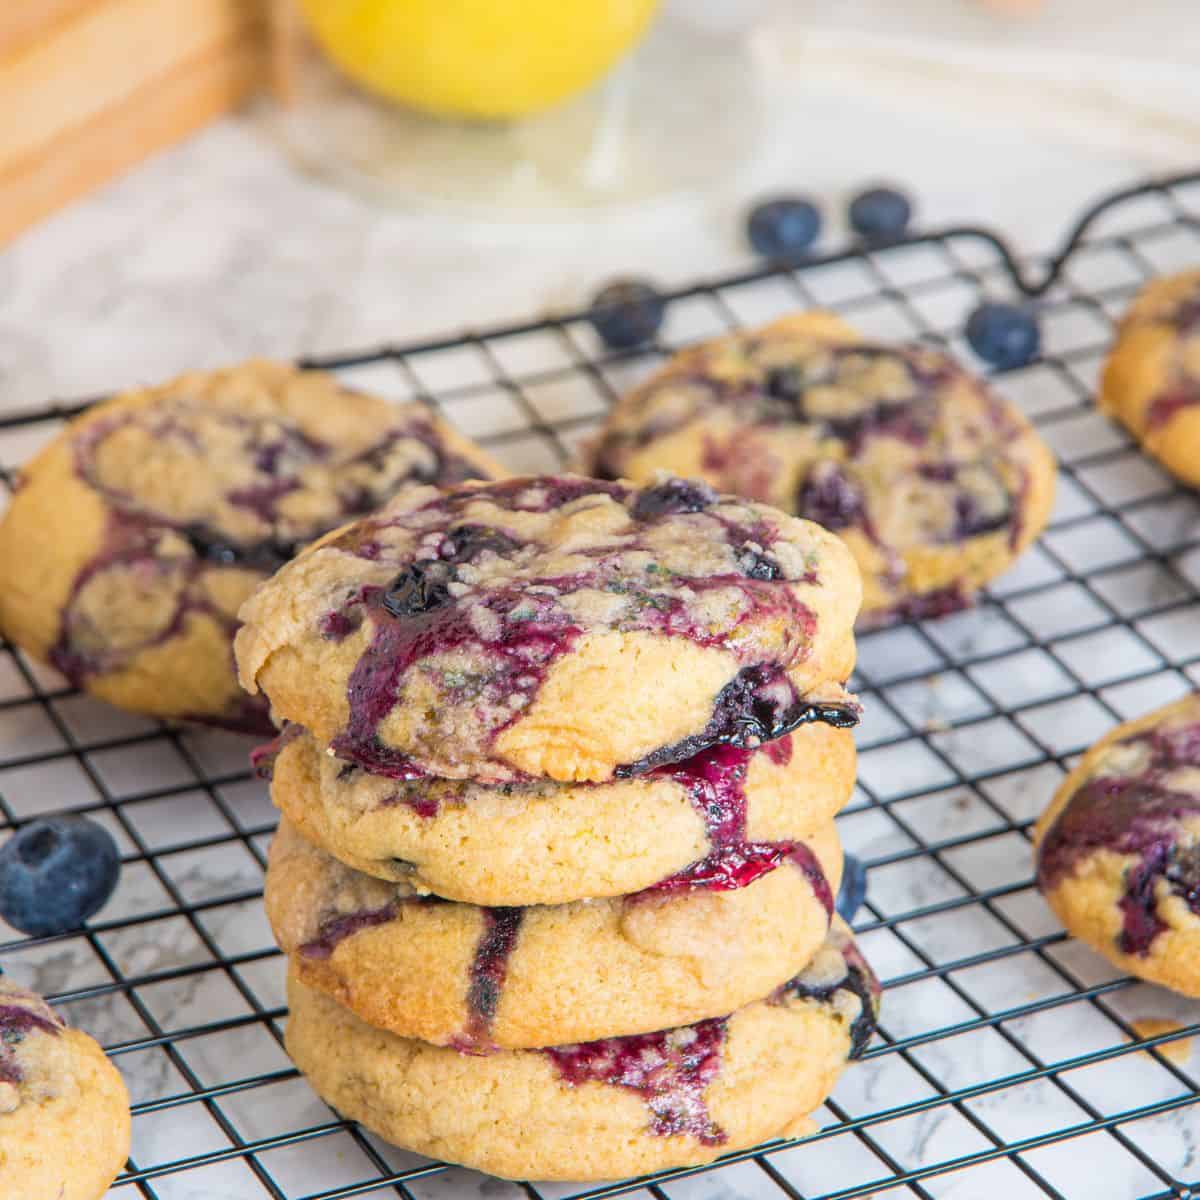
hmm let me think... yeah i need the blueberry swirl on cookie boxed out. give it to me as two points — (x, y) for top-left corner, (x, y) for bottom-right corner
(265, 816), (844, 1050)
(584, 312), (1055, 628)
(1035, 693), (1200, 996)
(236, 473), (862, 783)
(0, 361), (502, 733)
(0, 980), (130, 1198)
(282, 917), (880, 1181)
(1100, 270), (1200, 488)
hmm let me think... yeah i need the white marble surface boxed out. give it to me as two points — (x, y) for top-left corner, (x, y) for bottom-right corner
(1, 32), (1200, 1200)
(3, 38), (1198, 415)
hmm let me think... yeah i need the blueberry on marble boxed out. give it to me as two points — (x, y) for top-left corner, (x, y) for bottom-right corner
(382, 560), (455, 619)
(965, 302), (1040, 370)
(632, 477), (718, 520)
(836, 853), (868, 922)
(848, 186), (912, 242)
(746, 196), (822, 261)
(0, 816), (120, 937)
(588, 279), (666, 350)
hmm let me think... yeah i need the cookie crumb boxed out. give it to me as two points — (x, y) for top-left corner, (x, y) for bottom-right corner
(1131, 1018), (1193, 1064)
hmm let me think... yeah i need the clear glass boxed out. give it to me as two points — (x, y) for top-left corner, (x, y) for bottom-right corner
(262, 2), (770, 216)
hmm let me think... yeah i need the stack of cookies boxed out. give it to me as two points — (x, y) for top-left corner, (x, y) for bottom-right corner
(236, 474), (881, 1181)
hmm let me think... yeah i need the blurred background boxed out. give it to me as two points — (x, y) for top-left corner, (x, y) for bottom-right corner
(1, 0), (1198, 406)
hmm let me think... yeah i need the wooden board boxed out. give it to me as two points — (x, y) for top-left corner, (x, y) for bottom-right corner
(0, 0), (97, 59)
(1, 0), (266, 245)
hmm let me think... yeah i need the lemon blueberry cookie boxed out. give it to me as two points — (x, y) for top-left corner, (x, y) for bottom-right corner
(263, 719), (855, 905)
(265, 817), (842, 1049)
(284, 917), (879, 1182)
(235, 474), (862, 783)
(0, 361), (502, 733)
(0, 980), (131, 1200)
(1034, 694), (1200, 997)
(1100, 269), (1200, 488)
(584, 312), (1056, 628)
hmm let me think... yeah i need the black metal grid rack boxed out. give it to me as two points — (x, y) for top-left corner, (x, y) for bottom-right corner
(2, 172), (1200, 1200)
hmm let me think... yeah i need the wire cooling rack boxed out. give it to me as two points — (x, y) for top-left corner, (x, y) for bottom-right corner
(3, 171), (1200, 1200)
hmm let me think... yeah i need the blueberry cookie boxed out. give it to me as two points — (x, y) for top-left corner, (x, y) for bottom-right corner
(0, 361), (503, 733)
(265, 720), (855, 905)
(0, 981), (131, 1199)
(265, 817), (842, 1049)
(584, 313), (1056, 628)
(236, 474), (862, 783)
(284, 917), (880, 1181)
(1034, 694), (1200, 996)
(1100, 270), (1200, 487)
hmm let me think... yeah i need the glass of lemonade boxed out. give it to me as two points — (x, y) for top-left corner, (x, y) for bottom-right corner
(265, 0), (771, 215)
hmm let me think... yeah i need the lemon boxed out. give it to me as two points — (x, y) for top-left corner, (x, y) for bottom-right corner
(299, 0), (660, 121)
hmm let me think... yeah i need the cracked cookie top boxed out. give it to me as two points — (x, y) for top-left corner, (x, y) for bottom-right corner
(1101, 270), (1200, 489)
(237, 474), (861, 782)
(265, 719), (855, 905)
(1036, 694), (1200, 967)
(584, 312), (1055, 628)
(0, 361), (502, 732)
(265, 816), (842, 1048)
(0, 982), (64, 1114)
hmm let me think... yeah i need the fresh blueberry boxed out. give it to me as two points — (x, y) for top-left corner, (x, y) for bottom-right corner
(765, 365), (807, 403)
(965, 302), (1040, 369)
(737, 547), (782, 581)
(836, 852), (868, 922)
(588, 279), (666, 350)
(848, 186), (913, 242)
(0, 816), (120, 937)
(632, 477), (718, 520)
(183, 526), (294, 574)
(795, 463), (863, 530)
(952, 490), (1011, 539)
(1166, 843), (1200, 912)
(746, 196), (822, 261)
(381, 559), (454, 619)
(443, 524), (522, 563)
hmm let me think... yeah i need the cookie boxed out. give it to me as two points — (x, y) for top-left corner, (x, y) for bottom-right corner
(1100, 270), (1200, 487)
(265, 817), (843, 1049)
(1034, 694), (1200, 996)
(284, 917), (880, 1181)
(0, 980), (131, 1199)
(583, 312), (1056, 628)
(265, 719), (855, 905)
(235, 474), (862, 783)
(0, 361), (502, 733)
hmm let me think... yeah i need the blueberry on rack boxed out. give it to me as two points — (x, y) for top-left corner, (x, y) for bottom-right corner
(588, 279), (666, 350)
(0, 815), (120, 937)
(965, 302), (1041, 369)
(746, 196), (822, 261)
(848, 186), (913, 243)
